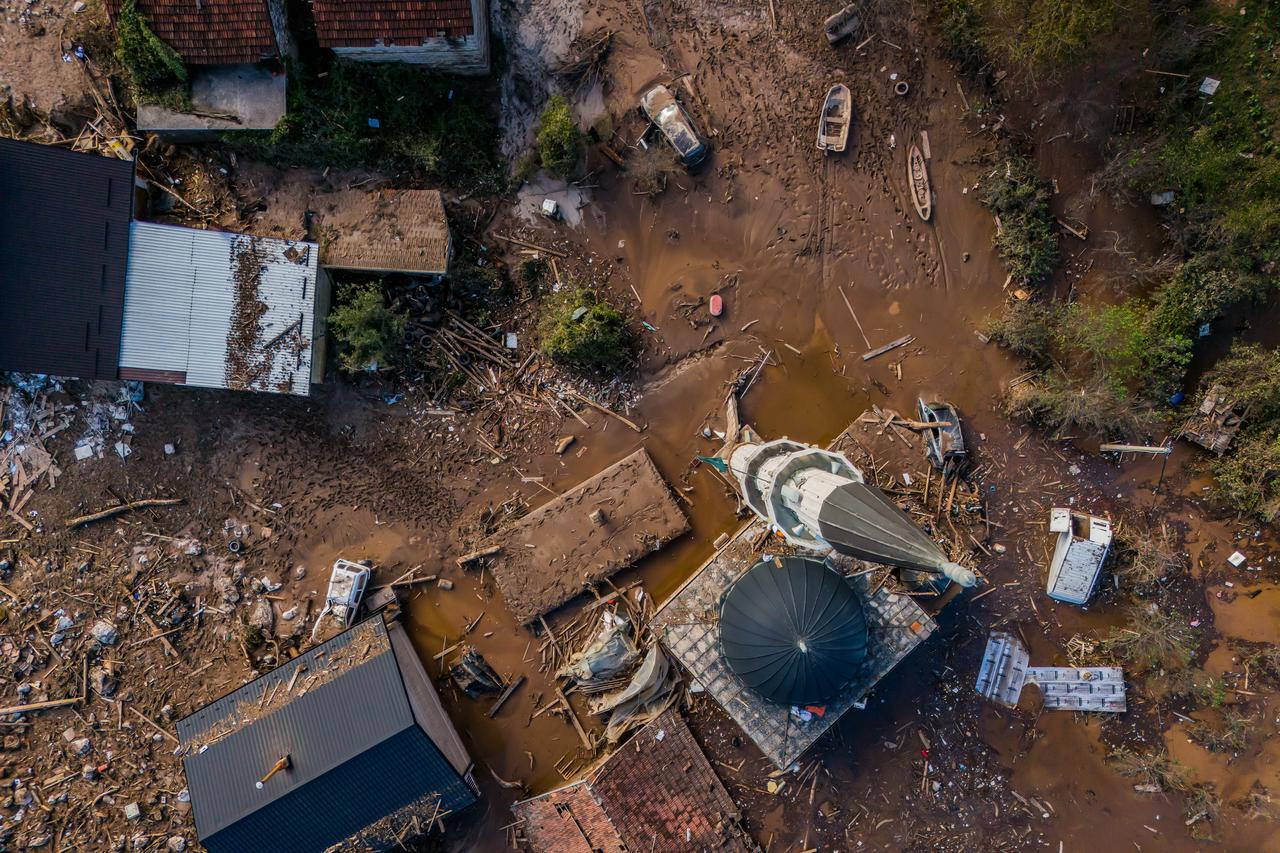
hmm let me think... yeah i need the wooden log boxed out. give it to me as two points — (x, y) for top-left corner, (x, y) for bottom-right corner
(556, 687), (593, 749)
(861, 335), (914, 362)
(65, 497), (183, 529)
(567, 390), (643, 432)
(495, 233), (568, 258)
(0, 696), (80, 716)
(456, 545), (501, 568)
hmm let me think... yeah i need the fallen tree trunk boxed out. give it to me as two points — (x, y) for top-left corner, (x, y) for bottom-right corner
(66, 497), (184, 529)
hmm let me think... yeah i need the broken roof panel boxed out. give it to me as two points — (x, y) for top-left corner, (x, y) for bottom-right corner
(104, 0), (278, 65)
(178, 618), (477, 853)
(0, 138), (133, 379)
(312, 0), (477, 46)
(315, 189), (452, 275)
(513, 709), (751, 853)
(119, 221), (319, 395)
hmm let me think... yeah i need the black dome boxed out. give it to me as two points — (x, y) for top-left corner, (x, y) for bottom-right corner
(719, 556), (868, 706)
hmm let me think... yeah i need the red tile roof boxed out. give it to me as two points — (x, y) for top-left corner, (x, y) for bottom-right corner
(105, 0), (277, 65)
(513, 711), (753, 853)
(312, 0), (476, 47)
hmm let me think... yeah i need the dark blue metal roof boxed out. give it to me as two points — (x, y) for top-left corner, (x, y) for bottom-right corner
(178, 618), (477, 853)
(0, 137), (133, 379)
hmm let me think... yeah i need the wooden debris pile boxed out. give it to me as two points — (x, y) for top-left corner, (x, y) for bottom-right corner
(1, 383), (73, 533)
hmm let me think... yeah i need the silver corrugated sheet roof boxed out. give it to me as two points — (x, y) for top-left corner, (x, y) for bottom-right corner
(120, 221), (319, 394)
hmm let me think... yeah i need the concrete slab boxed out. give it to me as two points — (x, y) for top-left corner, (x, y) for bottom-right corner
(137, 64), (286, 141)
(489, 449), (689, 624)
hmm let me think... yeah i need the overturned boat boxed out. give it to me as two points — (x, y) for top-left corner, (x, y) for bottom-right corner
(823, 2), (862, 45)
(816, 83), (853, 154)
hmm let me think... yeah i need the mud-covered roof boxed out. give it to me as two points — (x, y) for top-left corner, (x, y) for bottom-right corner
(315, 189), (452, 275)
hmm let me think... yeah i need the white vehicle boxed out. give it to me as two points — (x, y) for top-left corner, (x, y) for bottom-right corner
(639, 84), (709, 167)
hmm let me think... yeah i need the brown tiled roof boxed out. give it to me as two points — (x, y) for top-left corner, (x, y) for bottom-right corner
(312, 0), (476, 47)
(513, 711), (753, 853)
(104, 0), (277, 65)
(314, 189), (451, 275)
(513, 783), (622, 853)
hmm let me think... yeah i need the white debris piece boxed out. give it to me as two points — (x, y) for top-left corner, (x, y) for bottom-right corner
(1228, 550), (1247, 567)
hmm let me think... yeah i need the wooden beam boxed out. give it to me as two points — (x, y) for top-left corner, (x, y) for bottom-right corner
(1100, 443), (1171, 456)
(861, 335), (914, 362)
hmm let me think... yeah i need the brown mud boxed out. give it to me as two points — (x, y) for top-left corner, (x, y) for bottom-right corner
(1, 0), (1279, 851)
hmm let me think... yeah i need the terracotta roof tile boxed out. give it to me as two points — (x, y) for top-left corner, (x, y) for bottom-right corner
(513, 711), (753, 853)
(312, 0), (476, 47)
(105, 0), (277, 65)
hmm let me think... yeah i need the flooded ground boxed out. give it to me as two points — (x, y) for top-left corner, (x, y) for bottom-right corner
(1, 0), (1277, 851)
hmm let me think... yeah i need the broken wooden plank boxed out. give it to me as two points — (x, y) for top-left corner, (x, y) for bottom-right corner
(861, 335), (915, 362)
(487, 675), (527, 718)
(66, 497), (184, 529)
(1100, 443), (1171, 455)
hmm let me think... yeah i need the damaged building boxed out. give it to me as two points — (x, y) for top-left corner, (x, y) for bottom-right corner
(512, 709), (754, 852)
(177, 617), (478, 853)
(0, 138), (328, 395)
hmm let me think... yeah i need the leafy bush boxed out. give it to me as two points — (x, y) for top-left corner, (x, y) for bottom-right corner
(1210, 429), (1280, 522)
(980, 0), (1123, 73)
(982, 152), (1059, 284)
(935, 0), (990, 81)
(984, 299), (1054, 360)
(113, 0), (187, 97)
(228, 61), (498, 187)
(328, 282), (407, 374)
(536, 95), (580, 177)
(1114, 523), (1185, 594)
(539, 288), (634, 372)
(1004, 370), (1147, 438)
(1104, 603), (1197, 674)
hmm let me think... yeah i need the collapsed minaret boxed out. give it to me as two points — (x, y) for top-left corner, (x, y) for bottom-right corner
(727, 438), (977, 588)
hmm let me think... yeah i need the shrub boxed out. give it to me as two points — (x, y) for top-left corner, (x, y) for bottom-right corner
(628, 143), (682, 196)
(1109, 747), (1188, 793)
(1003, 369), (1147, 438)
(980, 0), (1123, 74)
(1104, 602), (1197, 674)
(449, 261), (506, 304)
(984, 300), (1055, 360)
(114, 0), (187, 96)
(539, 288), (634, 372)
(935, 0), (989, 81)
(1210, 429), (1280, 522)
(328, 282), (407, 374)
(982, 152), (1059, 284)
(1202, 343), (1280, 425)
(1114, 522), (1184, 594)
(536, 95), (580, 177)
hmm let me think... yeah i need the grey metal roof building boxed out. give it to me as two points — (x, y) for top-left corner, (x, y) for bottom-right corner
(0, 138), (134, 379)
(177, 617), (477, 853)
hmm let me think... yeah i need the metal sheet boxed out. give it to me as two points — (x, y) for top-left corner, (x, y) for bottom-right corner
(121, 221), (319, 394)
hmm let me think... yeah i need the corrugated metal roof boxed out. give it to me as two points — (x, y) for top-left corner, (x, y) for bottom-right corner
(178, 618), (477, 853)
(120, 221), (318, 394)
(0, 138), (133, 379)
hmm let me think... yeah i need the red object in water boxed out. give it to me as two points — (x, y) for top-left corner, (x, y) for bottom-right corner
(709, 294), (724, 316)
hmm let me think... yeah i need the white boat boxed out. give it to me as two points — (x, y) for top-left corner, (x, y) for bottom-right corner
(816, 84), (852, 154)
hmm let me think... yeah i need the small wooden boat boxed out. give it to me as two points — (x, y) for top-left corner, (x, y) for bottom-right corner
(816, 84), (852, 154)
(917, 398), (966, 474)
(823, 2), (861, 45)
(907, 143), (932, 221)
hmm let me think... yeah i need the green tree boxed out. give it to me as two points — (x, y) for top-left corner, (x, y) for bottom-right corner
(539, 288), (634, 372)
(537, 95), (580, 177)
(328, 282), (407, 374)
